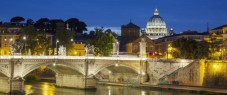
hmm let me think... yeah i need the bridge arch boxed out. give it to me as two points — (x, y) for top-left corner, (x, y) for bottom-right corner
(93, 62), (140, 75)
(22, 62), (84, 77)
(0, 66), (10, 77)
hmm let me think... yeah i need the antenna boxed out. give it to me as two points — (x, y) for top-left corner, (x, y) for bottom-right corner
(207, 22), (210, 33)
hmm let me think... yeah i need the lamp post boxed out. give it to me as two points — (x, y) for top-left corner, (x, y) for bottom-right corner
(23, 36), (26, 55)
(70, 38), (74, 42)
(10, 38), (13, 55)
(56, 40), (59, 55)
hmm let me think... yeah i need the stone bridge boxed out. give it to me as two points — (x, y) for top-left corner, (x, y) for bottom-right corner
(0, 56), (147, 94)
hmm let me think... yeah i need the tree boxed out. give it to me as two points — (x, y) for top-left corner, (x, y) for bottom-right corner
(26, 18), (34, 26)
(65, 18), (87, 33)
(172, 38), (210, 59)
(56, 29), (75, 55)
(88, 27), (116, 56)
(209, 33), (222, 59)
(10, 16), (25, 23)
(20, 25), (49, 55)
(34, 18), (50, 31)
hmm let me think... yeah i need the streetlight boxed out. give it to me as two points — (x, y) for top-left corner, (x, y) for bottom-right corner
(55, 40), (59, 55)
(10, 38), (13, 55)
(23, 36), (26, 55)
(70, 38), (74, 42)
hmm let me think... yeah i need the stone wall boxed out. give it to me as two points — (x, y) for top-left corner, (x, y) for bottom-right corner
(147, 59), (192, 85)
(0, 77), (9, 93)
(109, 73), (139, 84)
(163, 60), (202, 86)
(203, 60), (227, 88)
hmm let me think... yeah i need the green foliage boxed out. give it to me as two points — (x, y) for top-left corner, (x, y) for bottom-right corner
(10, 16), (25, 23)
(209, 34), (222, 59)
(20, 25), (49, 55)
(88, 27), (116, 56)
(56, 29), (75, 55)
(172, 38), (209, 59)
(65, 18), (87, 33)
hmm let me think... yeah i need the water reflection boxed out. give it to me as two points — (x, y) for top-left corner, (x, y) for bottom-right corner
(23, 82), (198, 95)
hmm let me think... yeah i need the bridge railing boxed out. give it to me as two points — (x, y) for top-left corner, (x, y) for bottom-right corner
(0, 55), (147, 60)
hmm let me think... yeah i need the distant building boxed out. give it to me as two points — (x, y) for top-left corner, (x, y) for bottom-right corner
(0, 23), (54, 55)
(120, 21), (140, 51)
(71, 43), (85, 56)
(145, 8), (168, 40)
(205, 25), (227, 59)
(126, 36), (155, 57)
(0, 24), (21, 55)
(155, 31), (207, 58)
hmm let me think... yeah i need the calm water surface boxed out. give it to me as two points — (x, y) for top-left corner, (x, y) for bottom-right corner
(0, 82), (199, 95)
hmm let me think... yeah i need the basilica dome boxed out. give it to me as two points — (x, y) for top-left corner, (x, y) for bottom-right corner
(146, 8), (167, 39)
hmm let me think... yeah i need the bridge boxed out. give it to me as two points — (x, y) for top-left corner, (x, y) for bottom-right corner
(0, 55), (147, 94)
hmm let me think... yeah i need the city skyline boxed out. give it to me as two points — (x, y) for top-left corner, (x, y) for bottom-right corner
(0, 0), (227, 34)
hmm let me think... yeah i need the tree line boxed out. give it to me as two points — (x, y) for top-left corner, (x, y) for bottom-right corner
(1, 16), (87, 34)
(171, 36), (222, 59)
(5, 16), (118, 56)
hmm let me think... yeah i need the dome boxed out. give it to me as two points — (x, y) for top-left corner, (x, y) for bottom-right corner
(147, 15), (166, 28)
(145, 8), (168, 39)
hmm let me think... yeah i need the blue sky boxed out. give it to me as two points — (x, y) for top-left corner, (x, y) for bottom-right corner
(0, 0), (227, 34)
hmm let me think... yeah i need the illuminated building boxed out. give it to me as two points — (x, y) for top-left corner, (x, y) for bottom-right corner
(70, 43), (85, 56)
(0, 25), (21, 55)
(145, 8), (168, 40)
(205, 25), (227, 59)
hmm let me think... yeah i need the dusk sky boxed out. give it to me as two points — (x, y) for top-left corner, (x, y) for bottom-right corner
(0, 0), (227, 34)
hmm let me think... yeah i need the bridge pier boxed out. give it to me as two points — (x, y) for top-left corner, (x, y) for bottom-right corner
(0, 77), (9, 93)
(56, 74), (96, 89)
(8, 77), (25, 95)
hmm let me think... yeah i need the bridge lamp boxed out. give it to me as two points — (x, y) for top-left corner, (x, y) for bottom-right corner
(70, 38), (74, 42)
(23, 36), (27, 55)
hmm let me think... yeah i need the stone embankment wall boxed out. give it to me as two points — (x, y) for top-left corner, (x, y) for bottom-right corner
(203, 60), (227, 88)
(147, 59), (193, 85)
(151, 60), (227, 88)
(162, 60), (202, 86)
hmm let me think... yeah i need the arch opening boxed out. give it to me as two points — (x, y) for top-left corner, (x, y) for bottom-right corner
(95, 64), (140, 84)
(24, 63), (84, 83)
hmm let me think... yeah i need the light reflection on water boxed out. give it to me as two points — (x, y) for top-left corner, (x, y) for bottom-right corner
(23, 82), (198, 95)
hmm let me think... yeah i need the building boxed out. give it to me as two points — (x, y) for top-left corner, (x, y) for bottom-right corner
(145, 8), (168, 40)
(205, 25), (227, 59)
(0, 24), (21, 55)
(120, 21), (140, 51)
(70, 43), (85, 56)
(126, 36), (155, 57)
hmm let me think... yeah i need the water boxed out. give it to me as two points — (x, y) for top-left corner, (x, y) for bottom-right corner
(0, 82), (198, 95)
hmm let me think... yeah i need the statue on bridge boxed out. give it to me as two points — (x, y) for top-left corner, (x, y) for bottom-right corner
(11, 41), (23, 55)
(85, 44), (95, 56)
(58, 45), (66, 56)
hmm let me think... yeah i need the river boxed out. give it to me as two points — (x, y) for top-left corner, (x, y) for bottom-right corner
(0, 82), (198, 95)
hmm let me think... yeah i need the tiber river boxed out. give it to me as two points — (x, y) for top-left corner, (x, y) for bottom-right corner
(0, 82), (199, 95)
